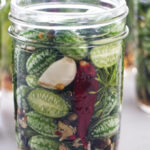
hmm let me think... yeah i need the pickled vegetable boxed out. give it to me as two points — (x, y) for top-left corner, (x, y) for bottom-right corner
(29, 136), (60, 150)
(26, 49), (58, 77)
(11, 3), (126, 150)
(27, 111), (58, 137)
(27, 88), (69, 118)
(89, 115), (119, 138)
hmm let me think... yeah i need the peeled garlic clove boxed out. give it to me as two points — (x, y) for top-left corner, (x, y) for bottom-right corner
(38, 57), (77, 90)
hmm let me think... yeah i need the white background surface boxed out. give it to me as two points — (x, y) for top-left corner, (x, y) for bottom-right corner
(0, 72), (150, 150)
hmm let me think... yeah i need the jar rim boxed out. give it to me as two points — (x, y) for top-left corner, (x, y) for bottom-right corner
(9, 0), (128, 30)
(11, 0), (126, 16)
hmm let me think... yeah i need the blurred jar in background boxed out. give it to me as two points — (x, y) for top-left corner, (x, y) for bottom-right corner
(0, 0), (14, 133)
(0, 0), (6, 87)
(125, 0), (137, 71)
(1, 0), (12, 92)
(136, 0), (150, 113)
(0, 2), (2, 78)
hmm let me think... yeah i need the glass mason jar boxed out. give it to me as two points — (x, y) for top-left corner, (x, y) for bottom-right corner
(0, 1), (2, 71)
(9, 0), (128, 150)
(136, 0), (150, 113)
(0, 0), (12, 91)
(0, 0), (6, 88)
(124, 0), (137, 71)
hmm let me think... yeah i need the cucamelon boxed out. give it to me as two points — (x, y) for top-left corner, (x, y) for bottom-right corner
(20, 98), (29, 112)
(14, 46), (31, 75)
(29, 136), (60, 150)
(16, 132), (24, 149)
(27, 88), (69, 118)
(26, 75), (38, 88)
(27, 111), (58, 137)
(97, 22), (125, 37)
(17, 85), (30, 100)
(55, 30), (88, 60)
(26, 49), (58, 77)
(17, 85), (30, 111)
(90, 41), (122, 68)
(89, 115), (120, 138)
(94, 92), (119, 118)
(16, 126), (37, 149)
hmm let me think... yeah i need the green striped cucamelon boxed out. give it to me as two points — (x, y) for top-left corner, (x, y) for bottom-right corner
(17, 85), (31, 112)
(19, 98), (29, 112)
(17, 85), (30, 99)
(16, 126), (37, 149)
(55, 30), (88, 60)
(29, 136), (60, 150)
(97, 22), (125, 37)
(27, 88), (69, 118)
(27, 111), (58, 137)
(89, 115), (120, 138)
(26, 49), (58, 77)
(90, 41), (122, 68)
(93, 91), (119, 118)
(14, 46), (31, 75)
(26, 75), (38, 88)
(16, 132), (24, 149)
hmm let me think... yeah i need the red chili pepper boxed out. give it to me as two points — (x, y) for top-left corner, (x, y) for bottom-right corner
(73, 61), (98, 150)
(55, 131), (62, 136)
(69, 134), (76, 141)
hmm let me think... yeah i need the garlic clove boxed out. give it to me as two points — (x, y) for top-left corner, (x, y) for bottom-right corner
(38, 57), (77, 90)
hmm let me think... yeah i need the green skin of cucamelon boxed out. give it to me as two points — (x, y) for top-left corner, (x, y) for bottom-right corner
(93, 91), (119, 119)
(89, 115), (120, 138)
(27, 111), (58, 138)
(26, 49), (58, 77)
(29, 136), (60, 150)
(26, 75), (38, 88)
(27, 88), (69, 118)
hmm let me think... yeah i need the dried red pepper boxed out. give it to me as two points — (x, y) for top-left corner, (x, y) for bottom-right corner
(73, 61), (98, 150)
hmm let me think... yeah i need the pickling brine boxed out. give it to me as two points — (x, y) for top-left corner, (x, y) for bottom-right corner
(9, 0), (128, 150)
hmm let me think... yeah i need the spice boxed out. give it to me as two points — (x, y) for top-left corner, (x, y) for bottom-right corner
(73, 61), (98, 149)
